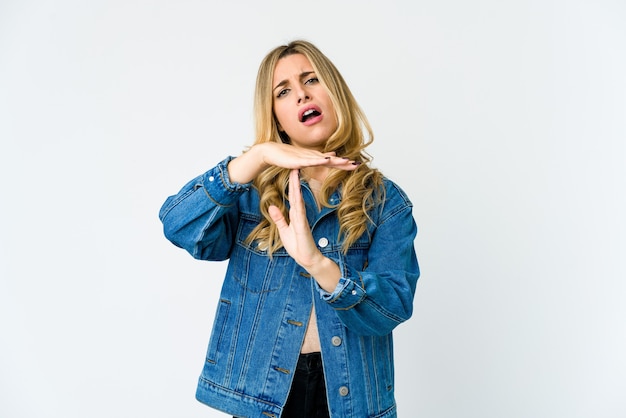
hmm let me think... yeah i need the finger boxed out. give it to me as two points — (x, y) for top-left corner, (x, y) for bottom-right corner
(268, 205), (288, 230)
(288, 168), (310, 229)
(297, 155), (333, 168)
(326, 156), (362, 170)
(288, 169), (302, 209)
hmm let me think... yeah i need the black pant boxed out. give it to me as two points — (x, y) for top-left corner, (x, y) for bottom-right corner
(282, 352), (330, 418)
(233, 352), (330, 418)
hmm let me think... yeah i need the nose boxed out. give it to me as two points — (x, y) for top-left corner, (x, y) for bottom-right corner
(296, 87), (310, 104)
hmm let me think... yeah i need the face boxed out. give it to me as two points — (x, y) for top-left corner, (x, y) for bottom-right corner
(272, 54), (338, 150)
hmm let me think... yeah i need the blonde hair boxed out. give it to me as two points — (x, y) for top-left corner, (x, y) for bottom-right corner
(246, 40), (385, 254)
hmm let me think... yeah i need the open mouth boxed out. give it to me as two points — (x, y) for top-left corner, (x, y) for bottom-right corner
(300, 108), (321, 122)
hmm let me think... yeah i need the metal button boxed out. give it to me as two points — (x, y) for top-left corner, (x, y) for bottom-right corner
(208, 175), (215, 182)
(351, 290), (357, 295)
(339, 386), (349, 396)
(318, 237), (329, 248)
(331, 336), (342, 346)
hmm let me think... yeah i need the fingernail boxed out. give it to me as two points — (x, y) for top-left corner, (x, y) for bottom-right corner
(352, 161), (362, 165)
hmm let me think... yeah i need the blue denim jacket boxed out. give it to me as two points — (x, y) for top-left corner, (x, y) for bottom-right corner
(159, 156), (420, 418)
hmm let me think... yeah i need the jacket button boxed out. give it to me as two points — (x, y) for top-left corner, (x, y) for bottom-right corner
(339, 386), (349, 396)
(318, 237), (329, 248)
(331, 336), (342, 346)
(208, 176), (215, 182)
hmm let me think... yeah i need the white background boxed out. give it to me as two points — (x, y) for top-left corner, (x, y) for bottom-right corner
(1, 1), (625, 417)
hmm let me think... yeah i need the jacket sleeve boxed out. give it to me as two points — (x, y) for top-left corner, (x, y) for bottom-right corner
(316, 183), (420, 336)
(158, 156), (252, 261)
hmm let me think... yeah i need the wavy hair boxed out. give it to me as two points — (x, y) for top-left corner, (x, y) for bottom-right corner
(245, 40), (385, 254)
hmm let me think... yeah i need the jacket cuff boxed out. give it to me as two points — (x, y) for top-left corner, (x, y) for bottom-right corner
(198, 156), (253, 205)
(317, 260), (366, 309)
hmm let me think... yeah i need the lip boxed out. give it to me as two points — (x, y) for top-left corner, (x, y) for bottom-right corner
(298, 105), (323, 125)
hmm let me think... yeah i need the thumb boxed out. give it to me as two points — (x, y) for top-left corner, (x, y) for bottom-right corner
(268, 205), (288, 229)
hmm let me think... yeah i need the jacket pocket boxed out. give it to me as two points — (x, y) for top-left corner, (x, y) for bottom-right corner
(232, 215), (291, 293)
(205, 299), (231, 364)
(230, 246), (290, 293)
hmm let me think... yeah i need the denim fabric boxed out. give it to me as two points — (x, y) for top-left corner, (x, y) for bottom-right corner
(159, 156), (420, 418)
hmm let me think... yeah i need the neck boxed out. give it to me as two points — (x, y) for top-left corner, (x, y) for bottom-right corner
(302, 166), (329, 182)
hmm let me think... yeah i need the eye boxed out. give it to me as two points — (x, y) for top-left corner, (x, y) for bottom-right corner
(305, 77), (319, 85)
(276, 88), (289, 98)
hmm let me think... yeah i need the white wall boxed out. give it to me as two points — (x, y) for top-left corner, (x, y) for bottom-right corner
(1, 1), (624, 417)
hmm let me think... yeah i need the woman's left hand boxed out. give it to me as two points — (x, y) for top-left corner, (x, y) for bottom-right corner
(268, 169), (341, 292)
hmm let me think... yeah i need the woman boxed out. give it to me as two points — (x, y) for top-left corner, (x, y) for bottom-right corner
(159, 40), (420, 418)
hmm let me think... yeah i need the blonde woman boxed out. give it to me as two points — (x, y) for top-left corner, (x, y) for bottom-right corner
(159, 40), (420, 418)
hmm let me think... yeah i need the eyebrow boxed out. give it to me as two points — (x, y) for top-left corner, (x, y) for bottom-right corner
(273, 71), (316, 92)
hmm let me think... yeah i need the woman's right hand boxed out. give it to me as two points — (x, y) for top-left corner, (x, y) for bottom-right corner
(227, 142), (358, 184)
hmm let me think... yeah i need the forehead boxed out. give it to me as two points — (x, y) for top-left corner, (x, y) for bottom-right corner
(272, 53), (314, 84)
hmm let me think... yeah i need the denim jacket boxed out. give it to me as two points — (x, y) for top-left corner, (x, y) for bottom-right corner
(159, 156), (420, 418)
